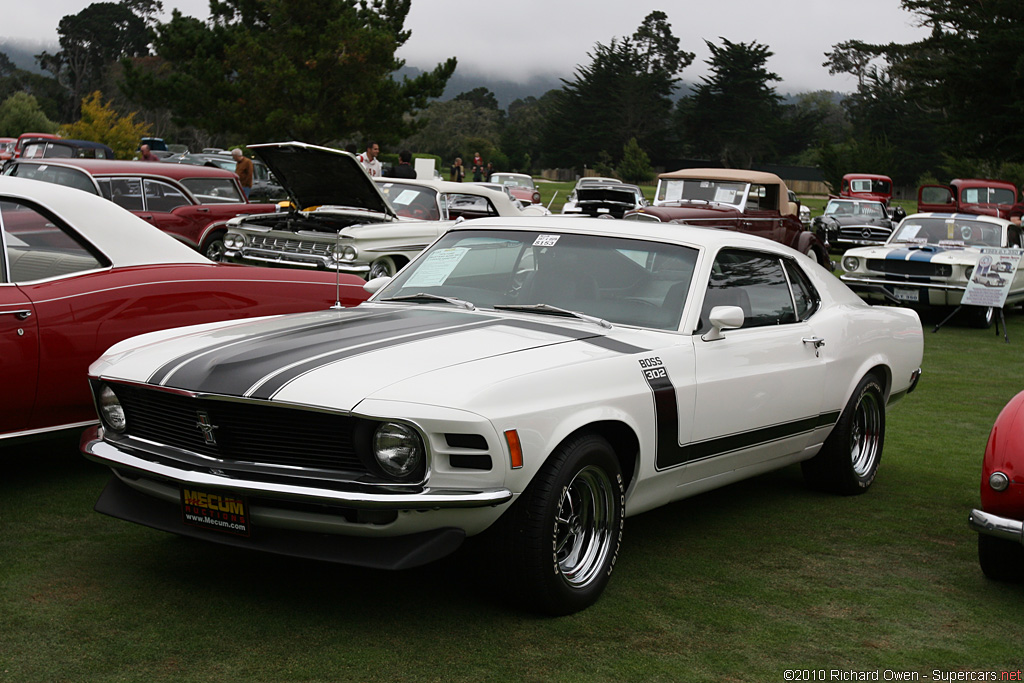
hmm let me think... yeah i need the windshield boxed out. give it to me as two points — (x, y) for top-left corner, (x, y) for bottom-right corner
(824, 200), (885, 218)
(492, 174), (534, 189)
(376, 182), (442, 220)
(656, 179), (748, 207)
(850, 178), (892, 194)
(890, 217), (1004, 247)
(378, 229), (699, 331)
(961, 186), (1015, 205)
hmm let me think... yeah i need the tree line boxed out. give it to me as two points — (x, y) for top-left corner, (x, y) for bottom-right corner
(2, 0), (1022, 191)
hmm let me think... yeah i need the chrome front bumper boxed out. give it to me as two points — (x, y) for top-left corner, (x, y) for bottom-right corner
(82, 436), (513, 511)
(969, 509), (1024, 545)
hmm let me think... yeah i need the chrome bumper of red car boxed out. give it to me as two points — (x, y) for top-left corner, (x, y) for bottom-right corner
(969, 509), (1024, 544)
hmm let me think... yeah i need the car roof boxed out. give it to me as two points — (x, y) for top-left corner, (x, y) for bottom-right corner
(658, 168), (786, 186)
(441, 215), (805, 255)
(9, 157), (240, 180)
(0, 175), (209, 267)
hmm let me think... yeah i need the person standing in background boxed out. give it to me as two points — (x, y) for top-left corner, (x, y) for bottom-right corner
(356, 142), (382, 177)
(389, 150), (417, 179)
(450, 157), (465, 182)
(231, 148), (254, 198)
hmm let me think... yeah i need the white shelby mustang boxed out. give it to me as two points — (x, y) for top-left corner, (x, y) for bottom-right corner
(83, 216), (923, 615)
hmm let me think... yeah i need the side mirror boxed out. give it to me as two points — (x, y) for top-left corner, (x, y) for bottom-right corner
(701, 305), (745, 342)
(363, 276), (391, 294)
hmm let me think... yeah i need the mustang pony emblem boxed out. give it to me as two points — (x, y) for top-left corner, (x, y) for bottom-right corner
(195, 411), (219, 445)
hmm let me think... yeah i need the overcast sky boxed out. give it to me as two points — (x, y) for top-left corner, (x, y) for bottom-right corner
(6, 0), (929, 94)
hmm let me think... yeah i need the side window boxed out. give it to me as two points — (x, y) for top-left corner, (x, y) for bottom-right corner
(783, 259), (820, 321)
(143, 179), (190, 212)
(1008, 226), (1023, 248)
(1, 199), (105, 282)
(107, 178), (144, 211)
(697, 249), (796, 333)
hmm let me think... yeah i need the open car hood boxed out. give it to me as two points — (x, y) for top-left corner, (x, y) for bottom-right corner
(248, 141), (395, 217)
(576, 186), (638, 205)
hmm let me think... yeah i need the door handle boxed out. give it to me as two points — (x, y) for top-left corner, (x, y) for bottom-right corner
(802, 336), (825, 357)
(0, 309), (32, 320)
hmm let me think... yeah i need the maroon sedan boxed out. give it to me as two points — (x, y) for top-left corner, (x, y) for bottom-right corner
(624, 168), (832, 269)
(3, 158), (279, 261)
(0, 175), (368, 443)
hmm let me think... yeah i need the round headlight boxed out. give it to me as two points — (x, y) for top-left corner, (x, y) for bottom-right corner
(331, 244), (357, 262)
(372, 422), (423, 479)
(989, 471), (1010, 492)
(225, 232), (246, 249)
(99, 385), (126, 433)
(965, 266), (974, 280)
(842, 256), (860, 272)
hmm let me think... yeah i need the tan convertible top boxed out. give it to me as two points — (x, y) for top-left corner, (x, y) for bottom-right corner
(657, 168), (797, 216)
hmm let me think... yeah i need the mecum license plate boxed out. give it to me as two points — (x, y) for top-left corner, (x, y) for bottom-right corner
(891, 287), (920, 302)
(181, 486), (251, 536)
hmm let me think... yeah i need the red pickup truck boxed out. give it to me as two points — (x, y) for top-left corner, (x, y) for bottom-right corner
(918, 178), (1018, 219)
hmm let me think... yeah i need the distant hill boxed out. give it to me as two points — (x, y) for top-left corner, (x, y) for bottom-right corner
(0, 39), (52, 74)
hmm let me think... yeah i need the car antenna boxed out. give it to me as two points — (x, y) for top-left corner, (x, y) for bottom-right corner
(547, 190), (558, 211)
(331, 229), (343, 310)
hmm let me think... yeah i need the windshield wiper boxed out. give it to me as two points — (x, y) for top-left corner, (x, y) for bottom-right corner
(382, 293), (476, 310)
(493, 303), (612, 329)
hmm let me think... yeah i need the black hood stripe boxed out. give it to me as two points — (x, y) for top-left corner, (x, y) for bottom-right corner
(147, 309), (398, 387)
(156, 309), (482, 393)
(145, 306), (650, 399)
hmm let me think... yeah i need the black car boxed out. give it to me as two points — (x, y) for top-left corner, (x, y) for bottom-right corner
(170, 152), (286, 202)
(814, 198), (906, 250)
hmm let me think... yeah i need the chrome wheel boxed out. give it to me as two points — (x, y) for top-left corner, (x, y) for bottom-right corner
(554, 465), (617, 589)
(368, 256), (397, 279)
(850, 389), (882, 478)
(203, 237), (225, 262)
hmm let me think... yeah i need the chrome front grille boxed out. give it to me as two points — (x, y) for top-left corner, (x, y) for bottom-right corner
(249, 234), (333, 257)
(112, 384), (367, 475)
(866, 259), (952, 278)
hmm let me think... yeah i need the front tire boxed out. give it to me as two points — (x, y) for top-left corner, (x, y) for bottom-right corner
(368, 256), (398, 280)
(202, 232), (226, 262)
(971, 306), (995, 329)
(501, 433), (624, 615)
(978, 534), (1024, 581)
(802, 374), (885, 495)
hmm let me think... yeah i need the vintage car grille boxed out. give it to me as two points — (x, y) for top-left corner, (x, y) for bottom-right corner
(113, 384), (366, 474)
(838, 226), (892, 242)
(866, 259), (952, 278)
(249, 234), (333, 257)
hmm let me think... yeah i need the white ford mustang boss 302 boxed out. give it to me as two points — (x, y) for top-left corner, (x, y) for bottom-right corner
(82, 217), (923, 614)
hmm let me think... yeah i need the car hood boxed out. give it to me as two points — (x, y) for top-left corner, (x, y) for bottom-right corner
(846, 243), (985, 264)
(91, 305), (637, 413)
(816, 215), (891, 228)
(248, 141), (395, 217)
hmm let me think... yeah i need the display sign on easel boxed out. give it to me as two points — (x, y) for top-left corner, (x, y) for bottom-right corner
(962, 248), (1023, 309)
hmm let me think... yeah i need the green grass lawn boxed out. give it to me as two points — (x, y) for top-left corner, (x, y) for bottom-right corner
(3, 310), (1024, 682)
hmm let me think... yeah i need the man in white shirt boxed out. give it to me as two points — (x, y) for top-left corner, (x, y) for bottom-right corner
(356, 142), (382, 177)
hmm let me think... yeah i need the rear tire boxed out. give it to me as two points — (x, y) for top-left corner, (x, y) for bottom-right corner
(978, 534), (1024, 581)
(498, 433), (624, 615)
(802, 374), (885, 495)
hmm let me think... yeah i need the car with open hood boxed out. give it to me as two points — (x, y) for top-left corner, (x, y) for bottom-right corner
(813, 197), (906, 249)
(623, 168), (831, 269)
(222, 142), (529, 279)
(0, 175), (367, 444)
(82, 215), (922, 615)
(561, 181), (647, 218)
(840, 212), (1024, 328)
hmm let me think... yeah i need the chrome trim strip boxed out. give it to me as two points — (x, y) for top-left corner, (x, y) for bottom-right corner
(83, 438), (512, 510)
(1, 420), (97, 441)
(969, 509), (1024, 544)
(840, 275), (967, 292)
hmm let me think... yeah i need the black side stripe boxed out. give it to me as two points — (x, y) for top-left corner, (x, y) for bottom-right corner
(642, 364), (841, 470)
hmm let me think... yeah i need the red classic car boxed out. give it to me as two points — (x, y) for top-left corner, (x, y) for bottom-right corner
(623, 168), (832, 269)
(0, 137), (15, 161)
(0, 175), (368, 443)
(918, 178), (1018, 219)
(969, 390), (1024, 581)
(3, 158), (278, 260)
(489, 172), (542, 205)
(840, 173), (893, 205)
